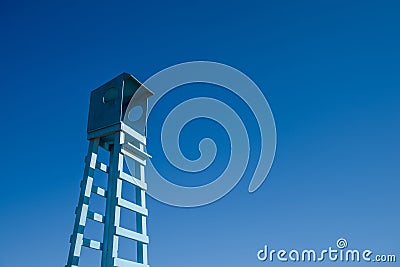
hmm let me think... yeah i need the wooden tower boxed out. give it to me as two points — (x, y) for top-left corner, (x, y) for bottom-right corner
(66, 73), (153, 267)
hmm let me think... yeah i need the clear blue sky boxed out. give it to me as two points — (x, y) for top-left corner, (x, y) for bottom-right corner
(0, 1), (399, 266)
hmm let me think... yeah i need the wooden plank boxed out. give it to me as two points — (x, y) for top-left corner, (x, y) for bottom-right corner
(117, 197), (148, 216)
(124, 142), (151, 159)
(114, 257), (149, 267)
(119, 171), (147, 190)
(82, 238), (103, 250)
(96, 161), (109, 173)
(121, 122), (146, 145)
(87, 211), (105, 223)
(121, 147), (147, 166)
(91, 185), (107, 197)
(85, 155), (109, 173)
(115, 226), (149, 244)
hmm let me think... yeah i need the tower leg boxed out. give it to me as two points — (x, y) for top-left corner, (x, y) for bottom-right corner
(66, 138), (100, 267)
(66, 127), (150, 267)
(135, 156), (148, 265)
(101, 132), (123, 267)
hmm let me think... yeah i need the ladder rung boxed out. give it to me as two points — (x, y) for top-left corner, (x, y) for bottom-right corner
(115, 226), (149, 244)
(121, 122), (147, 145)
(121, 147), (147, 166)
(66, 257), (79, 267)
(95, 161), (108, 173)
(85, 156), (109, 173)
(82, 238), (103, 250)
(114, 257), (149, 267)
(69, 232), (84, 243)
(124, 142), (151, 159)
(119, 171), (147, 190)
(87, 211), (105, 223)
(92, 185), (107, 197)
(117, 197), (148, 216)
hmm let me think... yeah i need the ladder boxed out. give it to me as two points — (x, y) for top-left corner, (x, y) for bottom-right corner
(66, 126), (150, 267)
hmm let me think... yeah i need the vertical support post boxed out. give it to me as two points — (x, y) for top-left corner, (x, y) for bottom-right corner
(101, 132), (124, 267)
(135, 143), (148, 265)
(66, 138), (100, 267)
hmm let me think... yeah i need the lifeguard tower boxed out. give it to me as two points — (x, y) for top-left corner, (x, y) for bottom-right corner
(66, 73), (153, 267)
